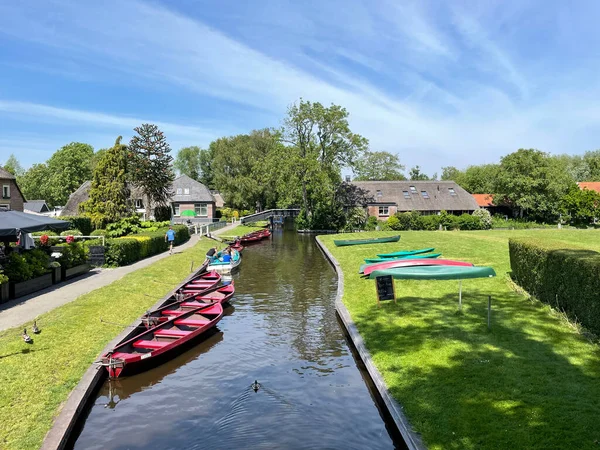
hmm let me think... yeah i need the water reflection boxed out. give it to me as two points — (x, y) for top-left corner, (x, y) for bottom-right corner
(73, 223), (400, 449)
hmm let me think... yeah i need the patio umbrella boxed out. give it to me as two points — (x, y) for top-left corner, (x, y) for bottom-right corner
(180, 210), (196, 217)
(0, 210), (71, 237)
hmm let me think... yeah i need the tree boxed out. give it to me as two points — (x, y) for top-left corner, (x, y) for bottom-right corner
(456, 164), (499, 193)
(353, 151), (406, 181)
(441, 166), (462, 181)
(198, 146), (215, 188)
(582, 150), (600, 181)
(3, 154), (24, 177)
(19, 163), (51, 202)
(174, 146), (202, 180)
(46, 142), (95, 207)
(560, 185), (600, 226)
(81, 137), (131, 228)
(494, 149), (575, 220)
(281, 99), (368, 221)
(210, 129), (280, 210)
(129, 124), (175, 219)
(409, 165), (430, 180)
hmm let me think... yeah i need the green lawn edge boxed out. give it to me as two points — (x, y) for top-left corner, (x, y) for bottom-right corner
(0, 239), (216, 450)
(320, 230), (600, 450)
(219, 224), (265, 240)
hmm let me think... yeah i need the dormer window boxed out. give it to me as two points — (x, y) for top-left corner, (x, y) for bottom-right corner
(421, 191), (430, 199)
(184, 188), (190, 195)
(448, 188), (457, 196)
(376, 190), (382, 198)
(409, 186), (417, 194)
(402, 191), (410, 199)
(176, 188), (182, 195)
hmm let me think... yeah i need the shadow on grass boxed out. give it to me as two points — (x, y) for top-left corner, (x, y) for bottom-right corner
(353, 289), (600, 449)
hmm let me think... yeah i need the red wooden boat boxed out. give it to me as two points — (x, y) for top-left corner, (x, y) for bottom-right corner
(178, 271), (221, 295)
(240, 229), (271, 243)
(99, 302), (223, 378)
(361, 258), (474, 276)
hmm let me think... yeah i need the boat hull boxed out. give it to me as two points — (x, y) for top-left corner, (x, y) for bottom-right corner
(368, 265), (496, 280)
(364, 253), (442, 264)
(376, 247), (435, 258)
(334, 235), (400, 247)
(360, 259), (474, 275)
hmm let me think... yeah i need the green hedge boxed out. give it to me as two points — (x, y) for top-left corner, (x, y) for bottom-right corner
(104, 225), (189, 266)
(59, 216), (93, 235)
(509, 238), (600, 335)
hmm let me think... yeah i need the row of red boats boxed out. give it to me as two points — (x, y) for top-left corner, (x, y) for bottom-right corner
(98, 231), (270, 378)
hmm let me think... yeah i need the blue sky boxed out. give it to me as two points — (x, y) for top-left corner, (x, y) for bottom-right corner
(1, 0), (600, 176)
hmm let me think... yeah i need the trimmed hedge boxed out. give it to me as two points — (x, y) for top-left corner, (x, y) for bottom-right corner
(509, 238), (600, 335)
(59, 216), (93, 236)
(104, 225), (189, 266)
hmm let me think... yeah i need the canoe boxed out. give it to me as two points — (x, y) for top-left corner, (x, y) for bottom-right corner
(376, 247), (435, 258)
(178, 271), (222, 295)
(359, 259), (473, 275)
(364, 253), (442, 264)
(99, 302), (224, 378)
(334, 235), (400, 247)
(368, 265), (496, 280)
(142, 283), (235, 329)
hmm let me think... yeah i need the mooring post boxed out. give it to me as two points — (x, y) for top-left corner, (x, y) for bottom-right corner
(458, 280), (462, 311)
(488, 295), (492, 330)
(190, 261), (194, 272)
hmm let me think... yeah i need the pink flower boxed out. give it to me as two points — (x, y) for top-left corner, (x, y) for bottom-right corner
(66, 235), (74, 244)
(40, 234), (49, 246)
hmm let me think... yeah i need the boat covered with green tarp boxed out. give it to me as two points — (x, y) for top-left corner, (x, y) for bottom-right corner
(376, 247), (435, 258)
(364, 253), (442, 264)
(334, 235), (400, 247)
(368, 265), (496, 280)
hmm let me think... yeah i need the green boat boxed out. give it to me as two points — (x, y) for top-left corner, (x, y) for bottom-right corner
(364, 253), (441, 264)
(368, 265), (496, 280)
(334, 235), (400, 247)
(376, 247), (435, 258)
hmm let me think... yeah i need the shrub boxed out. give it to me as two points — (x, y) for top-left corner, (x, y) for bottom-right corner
(154, 205), (171, 222)
(421, 215), (441, 231)
(4, 253), (32, 283)
(472, 208), (492, 229)
(457, 213), (483, 230)
(25, 249), (50, 278)
(343, 207), (368, 231)
(0, 272), (8, 285)
(56, 242), (88, 269)
(106, 215), (142, 237)
(59, 216), (92, 235)
(31, 231), (58, 237)
(364, 216), (379, 231)
(60, 229), (83, 237)
(509, 238), (600, 336)
(386, 215), (401, 230)
(90, 229), (107, 236)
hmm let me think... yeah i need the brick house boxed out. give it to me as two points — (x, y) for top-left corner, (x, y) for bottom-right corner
(352, 180), (479, 220)
(170, 175), (216, 223)
(0, 167), (25, 211)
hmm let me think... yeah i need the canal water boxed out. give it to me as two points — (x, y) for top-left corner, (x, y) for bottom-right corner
(73, 226), (402, 449)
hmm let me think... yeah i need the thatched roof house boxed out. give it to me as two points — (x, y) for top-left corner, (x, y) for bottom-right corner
(61, 181), (91, 216)
(352, 180), (479, 219)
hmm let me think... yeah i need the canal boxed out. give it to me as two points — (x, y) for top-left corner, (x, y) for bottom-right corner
(73, 226), (403, 449)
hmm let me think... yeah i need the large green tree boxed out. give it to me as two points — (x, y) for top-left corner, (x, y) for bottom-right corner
(409, 165), (430, 180)
(353, 151), (406, 181)
(129, 124), (175, 219)
(494, 149), (575, 220)
(19, 163), (51, 202)
(174, 146), (202, 181)
(81, 137), (131, 227)
(441, 166), (462, 182)
(45, 142), (95, 207)
(560, 185), (600, 226)
(3, 154), (24, 177)
(210, 129), (280, 210)
(281, 99), (368, 219)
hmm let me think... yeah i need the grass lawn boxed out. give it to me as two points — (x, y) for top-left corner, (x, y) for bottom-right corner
(0, 238), (217, 450)
(320, 229), (600, 450)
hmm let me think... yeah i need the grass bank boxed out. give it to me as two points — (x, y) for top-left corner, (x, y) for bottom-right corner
(320, 230), (600, 450)
(0, 238), (216, 450)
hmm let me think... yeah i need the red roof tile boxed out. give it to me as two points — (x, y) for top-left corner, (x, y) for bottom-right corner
(578, 182), (600, 193)
(472, 194), (494, 207)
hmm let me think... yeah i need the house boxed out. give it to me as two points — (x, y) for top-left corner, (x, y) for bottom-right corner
(352, 180), (479, 220)
(62, 176), (217, 222)
(210, 190), (225, 208)
(0, 167), (26, 211)
(24, 200), (51, 214)
(171, 175), (216, 223)
(578, 182), (600, 193)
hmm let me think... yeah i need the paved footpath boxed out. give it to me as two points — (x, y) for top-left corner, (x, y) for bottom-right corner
(0, 224), (240, 333)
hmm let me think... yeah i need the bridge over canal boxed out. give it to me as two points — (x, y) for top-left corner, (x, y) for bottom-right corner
(240, 208), (300, 224)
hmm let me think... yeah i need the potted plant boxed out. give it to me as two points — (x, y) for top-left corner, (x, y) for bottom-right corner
(50, 261), (62, 284)
(58, 241), (91, 280)
(5, 250), (53, 299)
(0, 272), (9, 303)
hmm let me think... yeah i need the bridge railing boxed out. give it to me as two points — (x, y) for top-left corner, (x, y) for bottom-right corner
(240, 209), (300, 224)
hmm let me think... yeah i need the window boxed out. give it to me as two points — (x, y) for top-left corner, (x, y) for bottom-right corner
(173, 203), (180, 216)
(409, 186), (417, 194)
(378, 206), (389, 216)
(2, 185), (9, 199)
(376, 190), (383, 198)
(184, 188), (190, 195)
(195, 203), (208, 217)
(176, 188), (182, 195)
(448, 188), (457, 196)
(135, 199), (144, 209)
(421, 191), (430, 199)
(402, 191), (410, 199)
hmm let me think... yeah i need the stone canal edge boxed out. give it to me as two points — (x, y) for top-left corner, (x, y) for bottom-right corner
(315, 236), (426, 450)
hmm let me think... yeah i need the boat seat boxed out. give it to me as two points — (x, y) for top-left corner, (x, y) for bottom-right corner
(181, 301), (208, 307)
(133, 340), (170, 350)
(174, 318), (210, 327)
(109, 352), (136, 360)
(161, 309), (185, 316)
(154, 329), (191, 338)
